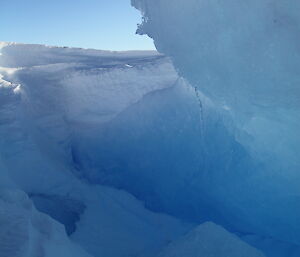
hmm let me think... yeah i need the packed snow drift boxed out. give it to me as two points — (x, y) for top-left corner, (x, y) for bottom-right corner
(0, 39), (299, 257)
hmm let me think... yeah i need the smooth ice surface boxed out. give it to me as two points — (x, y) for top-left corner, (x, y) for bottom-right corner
(132, 0), (300, 246)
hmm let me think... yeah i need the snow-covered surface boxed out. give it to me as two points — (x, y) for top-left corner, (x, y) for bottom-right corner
(71, 185), (191, 257)
(0, 43), (192, 257)
(0, 42), (177, 193)
(0, 42), (299, 257)
(157, 222), (266, 257)
(0, 189), (91, 257)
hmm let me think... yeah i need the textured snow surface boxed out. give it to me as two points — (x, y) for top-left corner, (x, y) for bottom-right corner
(0, 43), (192, 257)
(157, 222), (265, 257)
(0, 42), (299, 257)
(132, 0), (300, 246)
(0, 189), (91, 257)
(71, 185), (191, 257)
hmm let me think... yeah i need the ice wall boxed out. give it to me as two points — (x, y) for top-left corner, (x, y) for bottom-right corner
(132, 0), (300, 245)
(0, 42), (299, 256)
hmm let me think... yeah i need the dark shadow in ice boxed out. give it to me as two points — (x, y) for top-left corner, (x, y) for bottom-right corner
(30, 194), (86, 235)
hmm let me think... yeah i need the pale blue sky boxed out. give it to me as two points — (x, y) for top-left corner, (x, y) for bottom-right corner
(2, 0), (155, 50)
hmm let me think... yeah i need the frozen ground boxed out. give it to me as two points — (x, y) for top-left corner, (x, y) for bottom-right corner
(0, 42), (299, 257)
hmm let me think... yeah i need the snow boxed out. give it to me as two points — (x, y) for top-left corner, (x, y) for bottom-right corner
(71, 185), (191, 257)
(157, 222), (266, 257)
(0, 41), (299, 257)
(0, 43), (176, 193)
(0, 43), (191, 257)
(0, 189), (91, 257)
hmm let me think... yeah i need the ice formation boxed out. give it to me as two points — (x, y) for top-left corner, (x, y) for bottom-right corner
(0, 39), (299, 257)
(0, 43), (191, 257)
(0, 189), (91, 257)
(132, 0), (300, 246)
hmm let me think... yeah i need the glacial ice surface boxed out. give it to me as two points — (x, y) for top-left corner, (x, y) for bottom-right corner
(0, 41), (299, 257)
(0, 43), (191, 257)
(132, 0), (300, 246)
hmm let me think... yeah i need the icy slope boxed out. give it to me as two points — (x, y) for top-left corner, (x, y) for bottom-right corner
(0, 189), (92, 257)
(0, 42), (177, 192)
(0, 42), (191, 257)
(132, 0), (300, 246)
(0, 42), (295, 257)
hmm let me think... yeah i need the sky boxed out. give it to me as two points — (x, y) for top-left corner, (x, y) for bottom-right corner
(1, 0), (155, 51)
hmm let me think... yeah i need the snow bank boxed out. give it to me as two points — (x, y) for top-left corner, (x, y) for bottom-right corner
(157, 222), (266, 257)
(0, 42), (298, 256)
(0, 43), (177, 193)
(71, 185), (191, 257)
(0, 189), (91, 257)
(0, 42), (159, 68)
(0, 43), (190, 257)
